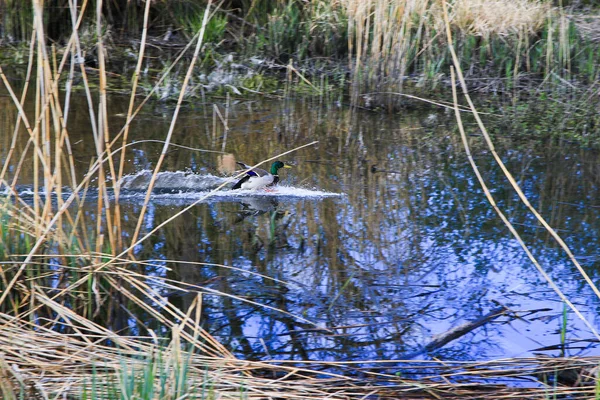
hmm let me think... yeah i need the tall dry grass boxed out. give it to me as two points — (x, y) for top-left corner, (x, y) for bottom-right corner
(439, 0), (548, 35)
(342, 0), (598, 108)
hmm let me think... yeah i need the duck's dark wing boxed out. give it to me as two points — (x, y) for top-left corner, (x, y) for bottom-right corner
(232, 175), (251, 190)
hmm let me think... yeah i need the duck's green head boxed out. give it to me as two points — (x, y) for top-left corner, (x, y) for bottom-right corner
(270, 161), (292, 174)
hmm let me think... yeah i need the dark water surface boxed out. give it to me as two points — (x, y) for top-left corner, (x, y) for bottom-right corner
(2, 92), (600, 366)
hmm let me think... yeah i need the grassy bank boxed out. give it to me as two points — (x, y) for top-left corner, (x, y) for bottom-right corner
(1, 1), (599, 105)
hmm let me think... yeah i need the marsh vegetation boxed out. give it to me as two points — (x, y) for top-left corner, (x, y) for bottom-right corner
(1, 0), (600, 398)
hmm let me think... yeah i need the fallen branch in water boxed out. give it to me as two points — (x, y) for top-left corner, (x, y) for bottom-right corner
(404, 306), (510, 359)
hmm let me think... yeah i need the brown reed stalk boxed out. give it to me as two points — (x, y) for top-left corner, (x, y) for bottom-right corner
(49, 47), (85, 247)
(33, 53), (41, 237)
(0, 30), (36, 188)
(28, 2), (80, 254)
(93, 0), (118, 254)
(33, 0), (57, 233)
(47, 41), (77, 245)
(112, 0), (152, 250)
(2, 0), (88, 251)
(546, 9), (553, 77)
(129, 0), (215, 249)
(66, 0), (105, 254)
(116, 0), (151, 188)
(0, 70), (52, 222)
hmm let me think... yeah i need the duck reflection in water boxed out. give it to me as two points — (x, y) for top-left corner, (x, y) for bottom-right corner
(237, 197), (280, 218)
(233, 197), (291, 247)
(234, 196), (288, 222)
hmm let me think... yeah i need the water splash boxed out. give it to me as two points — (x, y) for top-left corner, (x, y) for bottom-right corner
(120, 170), (230, 192)
(1, 171), (343, 205)
(119, 171), (343, 205)
(119, 171), (340, 196)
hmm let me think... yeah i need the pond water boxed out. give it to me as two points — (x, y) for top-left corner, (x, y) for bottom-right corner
(2, 90), (600, 369)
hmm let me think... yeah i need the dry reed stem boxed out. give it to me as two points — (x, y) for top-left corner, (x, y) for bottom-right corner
(0, 30), (36, 189)
(0, 68), (51, 175)
(129, 0), (214, 249)
(95, 0), (119, 254)
(441, 1), (600, 341)
(33, 0), (63, 237)
(115, 0), (151, 234)
(122, 139), (226, 154)
(288, 62), (323, 94)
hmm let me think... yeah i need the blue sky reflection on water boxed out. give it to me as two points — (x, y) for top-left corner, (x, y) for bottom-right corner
(116, 98), (600, 365)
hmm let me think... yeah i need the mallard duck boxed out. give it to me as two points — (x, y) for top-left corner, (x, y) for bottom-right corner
(232, 161), (292, 190)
